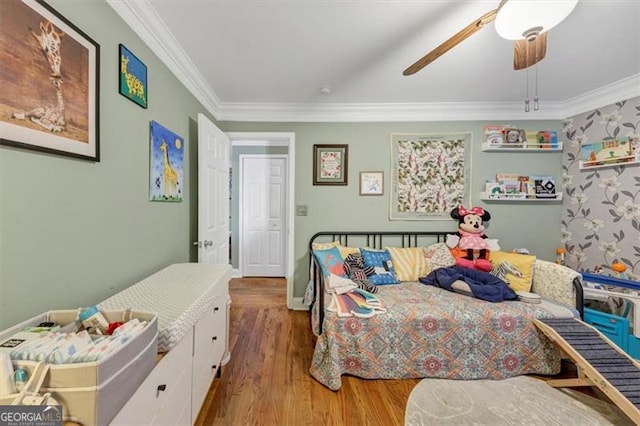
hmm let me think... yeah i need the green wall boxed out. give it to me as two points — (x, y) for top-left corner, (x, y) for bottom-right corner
(219, 121), (564, 299)
(0, 1), (567, 328)
(0, 1), (214, 328)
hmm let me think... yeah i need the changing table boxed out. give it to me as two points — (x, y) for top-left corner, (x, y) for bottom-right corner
(104, 262), (231, 425)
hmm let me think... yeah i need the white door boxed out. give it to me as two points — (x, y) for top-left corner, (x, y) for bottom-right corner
(197, 113), (230, 265)
(240, 155), (287, 276)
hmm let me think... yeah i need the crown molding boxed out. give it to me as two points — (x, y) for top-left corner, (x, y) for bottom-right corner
(109, 2), (638, 123)
(559, 73), (640, 118)
(107, 0), (222, 117)
(216, 101), (565, 122)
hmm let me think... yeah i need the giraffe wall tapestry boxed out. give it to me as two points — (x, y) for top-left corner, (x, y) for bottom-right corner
(149, 120), (184, 202)
(119, 44), (148, 109)
(0, 0), (100, 161)
(390, 133), (471, 220)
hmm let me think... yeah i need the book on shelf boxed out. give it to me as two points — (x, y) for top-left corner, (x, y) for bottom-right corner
(530, 175), (556, 198)
(484, 125), (507, 147)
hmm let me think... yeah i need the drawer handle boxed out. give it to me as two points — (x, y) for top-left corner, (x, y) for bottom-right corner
(211, 365), (217, 371)
(212, 336), (217, 342)
(213, 307), (220, 312)
(157, 384), (167, 392)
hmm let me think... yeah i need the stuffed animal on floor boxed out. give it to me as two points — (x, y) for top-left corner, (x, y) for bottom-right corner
(446, 205), (499, 272)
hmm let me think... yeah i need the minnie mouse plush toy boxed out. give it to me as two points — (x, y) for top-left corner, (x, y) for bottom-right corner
(446, 205), (499, 272)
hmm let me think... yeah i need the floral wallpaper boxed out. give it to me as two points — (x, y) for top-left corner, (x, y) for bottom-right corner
(560, 97), (640, 281)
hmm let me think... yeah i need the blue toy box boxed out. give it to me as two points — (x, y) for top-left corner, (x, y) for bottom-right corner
(582, 272), (640, 360)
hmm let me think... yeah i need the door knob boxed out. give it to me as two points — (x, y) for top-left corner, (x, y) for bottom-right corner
(204, 240), (213, 248)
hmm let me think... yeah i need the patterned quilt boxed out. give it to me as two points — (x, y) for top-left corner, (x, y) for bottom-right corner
(310, 282), (575, 391)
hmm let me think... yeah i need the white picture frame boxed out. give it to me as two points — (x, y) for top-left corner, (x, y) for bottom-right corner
(359, 171), (384, 196)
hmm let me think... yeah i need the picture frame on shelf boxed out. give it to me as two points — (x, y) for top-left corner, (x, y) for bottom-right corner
(313, 144), (348, 185)
(359, 171), (383, 196)
(119, 44), (148, 109)
(0, 0), (100, 161)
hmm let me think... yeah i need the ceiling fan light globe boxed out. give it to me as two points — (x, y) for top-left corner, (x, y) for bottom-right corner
(495, 0), (579, 40)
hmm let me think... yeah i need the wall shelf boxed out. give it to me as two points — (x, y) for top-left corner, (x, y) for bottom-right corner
(480, 192), (563, 202)
(481, 142), (563, 152)
(579, 156), (640, 171)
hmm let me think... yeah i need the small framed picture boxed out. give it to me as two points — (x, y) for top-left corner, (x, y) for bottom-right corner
(313, 144), (348, 185)
(119, 44), (148, 108)
(359, 171), (384, 195)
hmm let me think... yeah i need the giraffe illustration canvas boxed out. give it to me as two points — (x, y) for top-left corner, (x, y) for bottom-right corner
(119, 44), (148, 109)
(149, 120), (184, 202)
(0, 0), (99, 161)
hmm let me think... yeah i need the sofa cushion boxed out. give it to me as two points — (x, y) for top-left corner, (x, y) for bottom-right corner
(361, 248), (400, 285)
(489, 251), (536, 292)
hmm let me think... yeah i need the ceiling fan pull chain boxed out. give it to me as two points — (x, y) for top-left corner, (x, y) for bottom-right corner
(534, 41), (539, 111)
(524, 39), (530, 112)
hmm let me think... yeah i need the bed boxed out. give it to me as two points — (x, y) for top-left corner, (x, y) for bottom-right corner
(307, 231), (584, 391)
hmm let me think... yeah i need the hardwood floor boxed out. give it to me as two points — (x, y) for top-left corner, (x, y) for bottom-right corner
(195, 277), (418, 425)
(195, 277), (608, 425)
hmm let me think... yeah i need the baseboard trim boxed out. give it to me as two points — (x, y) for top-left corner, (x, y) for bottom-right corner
(289, 297), (307, 311)
(232, 269), (241, 278)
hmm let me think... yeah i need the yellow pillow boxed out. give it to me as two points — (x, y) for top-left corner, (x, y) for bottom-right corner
(386, 247), (427, 282)
(489, 251), (536, 292)
(338, 245), (360, 259)
(311, 240), (340, 250)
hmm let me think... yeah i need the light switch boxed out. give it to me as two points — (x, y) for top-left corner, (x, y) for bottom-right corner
(296, 205), (308, 216)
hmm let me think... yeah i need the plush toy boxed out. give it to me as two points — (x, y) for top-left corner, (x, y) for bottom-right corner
(446, 205), (499, 272)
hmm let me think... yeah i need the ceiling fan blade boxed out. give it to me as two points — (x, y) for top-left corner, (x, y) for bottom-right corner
(403, 8), (498, 76)
(513, 33), (547, 70)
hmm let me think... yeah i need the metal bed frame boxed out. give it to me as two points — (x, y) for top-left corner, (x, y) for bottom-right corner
(309, 231), (584, 334)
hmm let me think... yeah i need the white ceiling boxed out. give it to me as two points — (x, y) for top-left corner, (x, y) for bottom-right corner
(110, 0), (640, 121)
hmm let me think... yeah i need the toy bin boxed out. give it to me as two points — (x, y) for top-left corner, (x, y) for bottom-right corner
(0, 309), (158, 426)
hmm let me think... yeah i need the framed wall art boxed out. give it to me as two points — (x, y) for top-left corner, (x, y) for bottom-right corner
(149, 120), (184, 202)
(390, 133), (471, 220)
(359, 171), (384, 195)
(119, 43), (148, 108)
(0, 0), (100, 161)
(313, 144), (348, 185)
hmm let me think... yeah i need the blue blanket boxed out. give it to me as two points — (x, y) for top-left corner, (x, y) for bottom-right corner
(419, 265), (517, 302)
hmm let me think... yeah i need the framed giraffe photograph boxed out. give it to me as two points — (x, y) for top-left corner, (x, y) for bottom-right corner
(119, 44), (148, 109)
(149, 120), (184, 202)
(0, 0), (100, 161)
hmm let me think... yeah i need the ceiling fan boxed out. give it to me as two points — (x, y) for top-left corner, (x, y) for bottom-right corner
(403, 0), (579, 76)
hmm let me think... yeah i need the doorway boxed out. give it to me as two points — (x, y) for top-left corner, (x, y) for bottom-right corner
(239, 155), (287, 277)
(228, 132), (296, 308)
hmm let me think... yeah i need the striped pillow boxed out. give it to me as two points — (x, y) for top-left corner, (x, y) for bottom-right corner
(386, 247), (428, 281)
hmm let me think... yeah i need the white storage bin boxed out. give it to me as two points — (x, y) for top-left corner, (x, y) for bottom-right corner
(0, 309), (158, 426)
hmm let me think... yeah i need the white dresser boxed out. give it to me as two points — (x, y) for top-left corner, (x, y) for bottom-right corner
(104, 263), (231, 425)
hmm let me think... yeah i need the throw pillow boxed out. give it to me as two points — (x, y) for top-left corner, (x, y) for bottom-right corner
(312, 240), (340, 250)
(360, 248), (400, 285)
(313, 247), (347, 278)
(338, 245), (360, 259)
(386, 247), (427, 282)
(489, 250), (537, 292)
(343, 253), (378, 293)
(422, 243), (456, 271)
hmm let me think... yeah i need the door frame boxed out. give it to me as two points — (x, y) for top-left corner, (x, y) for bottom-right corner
(238, 154), (288, 278)
(228, 132), (296, 309)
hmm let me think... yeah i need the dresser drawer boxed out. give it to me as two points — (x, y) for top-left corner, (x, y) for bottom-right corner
(151, 357), (192, 425)
(111, 331), (193, 425)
